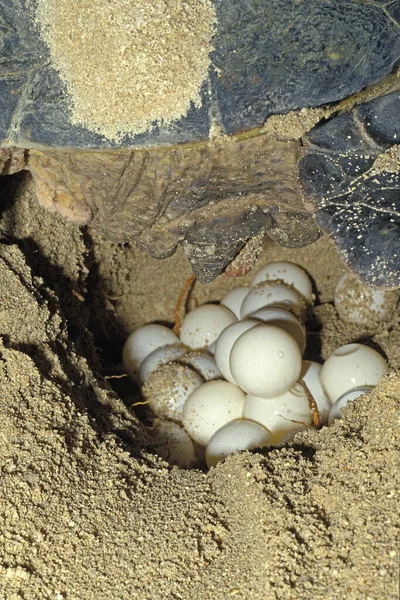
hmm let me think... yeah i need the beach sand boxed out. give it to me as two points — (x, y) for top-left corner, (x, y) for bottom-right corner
(0, 173), (399, 599)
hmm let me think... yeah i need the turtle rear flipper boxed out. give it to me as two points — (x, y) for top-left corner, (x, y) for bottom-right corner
(299, 90), (400, 289)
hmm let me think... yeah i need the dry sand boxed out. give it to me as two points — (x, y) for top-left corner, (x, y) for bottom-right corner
(0, 174), (399, 599)
(34, 0), (215, 141)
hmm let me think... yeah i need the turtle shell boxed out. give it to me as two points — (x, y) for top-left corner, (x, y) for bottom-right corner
(1, 0), (400, 149)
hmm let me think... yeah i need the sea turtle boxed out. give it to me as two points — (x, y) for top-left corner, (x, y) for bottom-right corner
(0, 0), (399, 287)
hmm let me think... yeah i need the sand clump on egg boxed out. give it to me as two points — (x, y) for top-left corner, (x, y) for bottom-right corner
(34, 0), (216, 141)
(334, 271), (399, 326)
(141, 361), (202, 421)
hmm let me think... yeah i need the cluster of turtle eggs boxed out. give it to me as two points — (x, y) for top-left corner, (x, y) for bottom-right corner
(123, 262), (395, 469)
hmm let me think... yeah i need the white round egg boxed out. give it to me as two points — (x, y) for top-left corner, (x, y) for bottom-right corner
(151, 419), (195, 469)
(320, 343), (388, 403)
(220, 287), (250, 319)
(334, 272), (399, 326)
(243, 383), (312, 444)
(182, 380), (246, 446)
(214, 320), (259, 384)
(205, 419), (272, 468)
(229, 324), (302, 398)
(240, 282), (303, 319)
(180, 352), (221, 381)
(180, 304), (237, 350)
(251, 261), (313, 301)
(249, 306), (306, 354)
(299, 361), (332, 423)
(142, 363), (203, 422)
(123, 324), (179, 380)
(138, 344), (186, 385)
(328, 386), (373, 425)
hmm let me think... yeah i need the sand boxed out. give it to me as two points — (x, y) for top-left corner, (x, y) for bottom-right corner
(35, 0), (215, 141)
(0, 173), (399, 599)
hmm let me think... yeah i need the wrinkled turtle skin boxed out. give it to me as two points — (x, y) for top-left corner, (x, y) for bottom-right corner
(1, 0), (400, 285)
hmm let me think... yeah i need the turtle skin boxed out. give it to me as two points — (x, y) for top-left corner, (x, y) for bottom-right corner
(0, 0), (400, 284)
(299, 90), (400, 289)
(25, 135), (320, 283)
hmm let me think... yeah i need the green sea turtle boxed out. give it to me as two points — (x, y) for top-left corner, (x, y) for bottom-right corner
(1, 0), (399, 286)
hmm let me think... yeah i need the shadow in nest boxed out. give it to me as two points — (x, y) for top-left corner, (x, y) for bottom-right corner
(0, 171), (149, 458)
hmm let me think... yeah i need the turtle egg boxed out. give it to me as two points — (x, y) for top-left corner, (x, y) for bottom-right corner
(182, 380), (246, 446)
(334, 272), (399, 326)
(320, 343), (388, 403)
(299, 360), (331, 423)
(240, 282), (303, 319)
(243, 383), (312, 444)
(123, 324), (179, 380)
(180, 304), (237, 350)
(142, 363), (203, 422)
(205, 419), (272, 468)
(151, 419), (195, 469)
(328, 386), (373, 425)
(229, 324), (302, 398)
(220, 287), (250, 319)
(214, 320), (259, 384)
(249, 306), (306, 354)
(138, 344), (186, 385)
(251, 261), (313, 301)
(207, 341), (217, 355)
(179, 352), (221, 381)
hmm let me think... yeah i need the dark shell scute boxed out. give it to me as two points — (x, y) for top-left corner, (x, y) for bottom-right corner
(299, 153), (350, 199)
(356, 91), (400, 147)
(299, 92), (400, 203)
(212, 0), (400, 135)
(337, 155), (376, 178)
(300, 91), (400, 288)
(315, 175), (400, 288)
(305, 113), (368, 153)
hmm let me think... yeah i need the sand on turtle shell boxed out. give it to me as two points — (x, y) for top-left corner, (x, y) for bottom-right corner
(34, 0), (215, 141)
(0, 174), (399, 599)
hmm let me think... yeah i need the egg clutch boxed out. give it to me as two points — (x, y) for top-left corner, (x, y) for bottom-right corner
(122, 262), (394, 469)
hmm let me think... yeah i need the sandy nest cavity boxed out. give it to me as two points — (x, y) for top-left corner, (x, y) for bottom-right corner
(0, 174), (399, 600)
